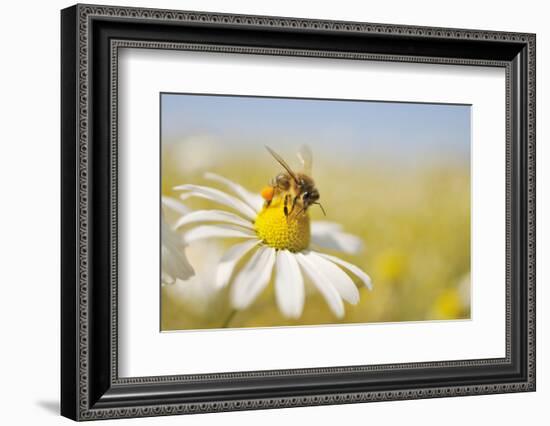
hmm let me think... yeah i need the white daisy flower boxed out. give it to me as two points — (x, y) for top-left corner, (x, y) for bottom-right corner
(164, 241), (227, 320)
(173, 173), (372, 319)
(161, 197), (194, 285)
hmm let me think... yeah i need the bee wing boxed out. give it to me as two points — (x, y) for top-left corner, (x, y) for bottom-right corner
(265, 146), (299, 183)
(297, 144), (313, 175)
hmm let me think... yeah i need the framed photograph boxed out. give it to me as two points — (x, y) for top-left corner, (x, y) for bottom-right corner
(61, 4), (536, 421)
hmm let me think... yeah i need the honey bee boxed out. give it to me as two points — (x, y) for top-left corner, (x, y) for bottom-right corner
(261, 145), (326, 217)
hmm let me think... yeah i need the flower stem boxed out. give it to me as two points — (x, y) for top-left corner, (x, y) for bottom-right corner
(221, 309), (237, 328)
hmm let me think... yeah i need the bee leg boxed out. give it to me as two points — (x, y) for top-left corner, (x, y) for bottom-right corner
(283, 194), (290, 217)
(294, 205), (306, 217)
(265, 186), (277, 208)
(288, 195), (299, 217)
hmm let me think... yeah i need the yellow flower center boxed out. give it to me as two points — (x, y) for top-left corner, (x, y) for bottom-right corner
(254, 198), (310, 252)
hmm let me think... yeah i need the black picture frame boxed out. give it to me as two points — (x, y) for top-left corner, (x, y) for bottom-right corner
(61, 3), (536, 421)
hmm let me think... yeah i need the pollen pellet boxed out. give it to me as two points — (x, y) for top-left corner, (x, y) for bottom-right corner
(254, 198), (310, 252)
(261, 186), (274, 201)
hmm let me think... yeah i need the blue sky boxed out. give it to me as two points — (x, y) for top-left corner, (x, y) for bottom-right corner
(161, 93), (470, 164)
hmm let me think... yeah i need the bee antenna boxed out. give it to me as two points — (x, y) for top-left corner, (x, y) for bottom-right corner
(315, 202), (327, 216)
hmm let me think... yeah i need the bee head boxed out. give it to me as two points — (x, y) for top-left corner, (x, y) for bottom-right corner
(302, 189), (319, 205)
(302, 189), (325, 216)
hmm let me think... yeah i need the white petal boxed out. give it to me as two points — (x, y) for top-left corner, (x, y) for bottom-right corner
(183, 224), (256, 245)
(311, 221), (363, 254)
(162, 245), (193, 282)
(316, 252), (373, 290)
(311, 221), (342, 232)
(304, 251), (359, 304)
(275, 250), (305, 319)
(215, 240), (260, 289)
(175, 210), (254, 230)
(204, 172), (264, 212)
(161, 271), (175, 285)
(173, 184), (257, 220)
(161, 216), (194, 281)
(231, 247), (276, 310)
(161, 196), (190, 215)
(295, 252), (344, 318)
(178, 193), (193, 202)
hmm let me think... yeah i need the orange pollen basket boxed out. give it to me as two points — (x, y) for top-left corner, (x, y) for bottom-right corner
(261, 186), (275, 201)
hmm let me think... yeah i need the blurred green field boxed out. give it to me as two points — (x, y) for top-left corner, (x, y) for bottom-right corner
(161, 147), (470, 331)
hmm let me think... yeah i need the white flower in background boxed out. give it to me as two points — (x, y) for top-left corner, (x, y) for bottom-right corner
(163, 240), (227, 319)
(161, 197), (194, 285)
(173, 173), (372, 319)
